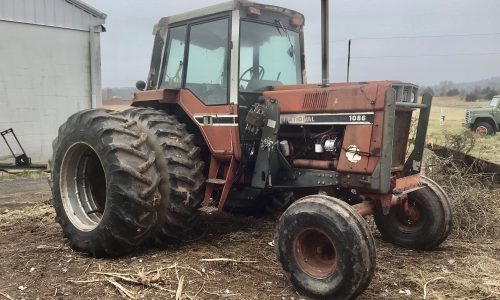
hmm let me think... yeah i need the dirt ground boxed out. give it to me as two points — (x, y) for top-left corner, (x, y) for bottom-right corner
(0, 177), (499, 300)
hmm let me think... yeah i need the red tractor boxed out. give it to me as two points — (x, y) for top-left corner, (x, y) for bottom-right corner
(50, 1), (452, 298)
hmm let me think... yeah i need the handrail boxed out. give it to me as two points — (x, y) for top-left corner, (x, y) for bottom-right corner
(395, 102), (428, 109)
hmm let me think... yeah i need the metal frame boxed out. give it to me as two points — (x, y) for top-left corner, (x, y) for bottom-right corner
(230, 9), (241, 104)
(369, 88), (396, 193)
(404, 92), (432, 175)
(1, 128), (31, 167)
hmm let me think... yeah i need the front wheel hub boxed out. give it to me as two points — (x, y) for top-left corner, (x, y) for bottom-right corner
(294, 228), (337, 279)
(393, 200), (425, 229)
(476, 126), (488, 135)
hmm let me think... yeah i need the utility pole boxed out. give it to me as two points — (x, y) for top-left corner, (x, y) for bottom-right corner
(321, 0), (329, 86)
(347, 39), (351, 82)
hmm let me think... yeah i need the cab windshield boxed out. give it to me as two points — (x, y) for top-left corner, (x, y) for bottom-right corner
(239, 20), (302, 92)
(490, 97), (499, 107)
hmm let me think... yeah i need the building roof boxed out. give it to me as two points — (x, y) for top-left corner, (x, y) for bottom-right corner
(0, 0), (106, 31)
(66, 0), (107, 19)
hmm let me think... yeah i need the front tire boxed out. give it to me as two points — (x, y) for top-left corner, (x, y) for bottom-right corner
(276, 195), (376, 300)
(374, 176), (452, 250)
(474, 122), (495, 135)
(51, 109), (160, 257)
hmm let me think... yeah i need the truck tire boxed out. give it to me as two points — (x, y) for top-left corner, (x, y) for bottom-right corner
(50, 109), (160, 257)
(474, 122), (495, 135)
(121, 107), (205, 245)
(374, 179), (452, 250)
(276, 195), (376, 300)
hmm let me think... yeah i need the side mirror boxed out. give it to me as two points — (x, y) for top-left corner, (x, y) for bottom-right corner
(136, 80), (146, 91)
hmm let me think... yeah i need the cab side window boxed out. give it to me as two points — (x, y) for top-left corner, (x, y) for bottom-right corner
(185, 18), (229, 105)
(161, 26), (187, 89)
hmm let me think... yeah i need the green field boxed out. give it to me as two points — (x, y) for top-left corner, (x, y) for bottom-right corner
(426, 96), (500, 163)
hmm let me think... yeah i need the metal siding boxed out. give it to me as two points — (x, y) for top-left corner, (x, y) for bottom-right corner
(34, 0), (44, 24)
(25, 0), (36, 24)
(13, 0), (24, 22)
(45, 0), (56, 27)
(0, 0), (105, 31)
(0, 1), (13, 21)
(0, 21), (93, 161)
(54, 0), (64, 27)
(73, 4), (86, 29)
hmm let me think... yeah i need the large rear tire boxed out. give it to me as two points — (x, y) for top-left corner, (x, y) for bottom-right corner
(374, 176), (452, 250)
(50, 109), (160, 257)
(276, 195), (376, 300)
(121, 107), (205, 246)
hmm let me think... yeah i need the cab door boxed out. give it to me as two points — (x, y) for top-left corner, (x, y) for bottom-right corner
(160, 15), (240, 158)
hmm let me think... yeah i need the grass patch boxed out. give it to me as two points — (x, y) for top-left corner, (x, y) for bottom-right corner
(0, 170), (49, 181)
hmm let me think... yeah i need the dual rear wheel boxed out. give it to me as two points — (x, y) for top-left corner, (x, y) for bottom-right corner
(51, 109), (161, 257)
(51, 108), (204, 256)
(121, 108), (205, 246)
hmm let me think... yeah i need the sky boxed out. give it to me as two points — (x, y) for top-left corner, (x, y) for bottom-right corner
(84, 0), (500, 88)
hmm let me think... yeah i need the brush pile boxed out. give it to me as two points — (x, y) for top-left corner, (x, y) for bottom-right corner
(424, 130), (500, 240)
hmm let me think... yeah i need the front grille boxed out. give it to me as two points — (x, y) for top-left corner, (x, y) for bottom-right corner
(303, 91), (329, 109)
(465, 110), (471, 123)
(393, 84), (418, 103)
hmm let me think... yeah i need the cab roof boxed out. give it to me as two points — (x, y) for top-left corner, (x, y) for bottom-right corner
(154, 0), (304, 33)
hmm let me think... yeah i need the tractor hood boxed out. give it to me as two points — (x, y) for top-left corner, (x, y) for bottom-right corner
(262, 81), (417, 114)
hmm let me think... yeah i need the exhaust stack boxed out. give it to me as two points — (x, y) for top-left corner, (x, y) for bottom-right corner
(321, 0), (329, 86)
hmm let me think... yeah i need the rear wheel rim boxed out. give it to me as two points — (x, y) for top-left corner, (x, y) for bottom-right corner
(294, 228), (337, 279)
(60, 142), (107, 231)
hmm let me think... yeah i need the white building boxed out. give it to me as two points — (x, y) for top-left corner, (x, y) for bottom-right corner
(0, 0), (106, 163)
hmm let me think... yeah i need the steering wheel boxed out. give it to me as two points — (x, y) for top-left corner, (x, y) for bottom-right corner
(239, 65), (265, 82)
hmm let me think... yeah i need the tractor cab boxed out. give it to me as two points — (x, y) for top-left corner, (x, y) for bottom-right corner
(144, 0), (305, 104)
